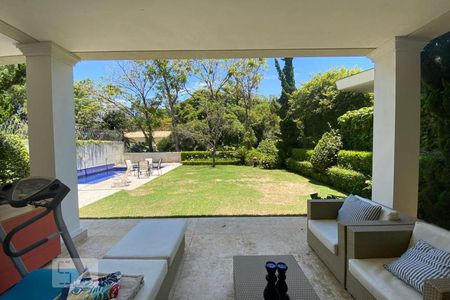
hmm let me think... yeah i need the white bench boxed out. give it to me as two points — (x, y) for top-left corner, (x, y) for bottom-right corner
(102, 219), (187, 300)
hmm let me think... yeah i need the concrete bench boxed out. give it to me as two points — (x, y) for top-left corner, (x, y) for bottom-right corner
(103, 219), (187, 299)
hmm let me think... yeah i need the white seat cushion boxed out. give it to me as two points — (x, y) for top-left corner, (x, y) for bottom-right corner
(97, 259), (167, 300)
(348, 258), (421, 300)
(354, 195), (399, 221)
(104, 219), (187, 265)
(410, 221), (450, 252)
(308, 219), (338, 255)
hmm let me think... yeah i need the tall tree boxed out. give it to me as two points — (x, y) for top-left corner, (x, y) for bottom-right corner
(0, 64), (26, 124)
(189, 59), (237, 167)
(232, 58), (266, 148)
(274, 57), (298, 160)
(154, 59), (190, 152)
(419, 32), (450, 229)
(98, 61), (161, 151)
(74, 79), (102, 129)
(291, 68), (373, 147)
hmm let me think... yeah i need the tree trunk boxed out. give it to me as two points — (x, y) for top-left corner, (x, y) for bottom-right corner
(172, 117), (180, 152)
(211, 144), (216, 168)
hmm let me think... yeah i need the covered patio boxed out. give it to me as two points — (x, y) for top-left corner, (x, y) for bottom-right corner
(1, 1), (450, 299)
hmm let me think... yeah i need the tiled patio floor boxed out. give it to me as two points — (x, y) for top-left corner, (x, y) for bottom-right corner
(68, 217), (351, 299)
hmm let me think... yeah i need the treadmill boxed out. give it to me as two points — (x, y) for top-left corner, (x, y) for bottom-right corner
(0, 177), (85, 299)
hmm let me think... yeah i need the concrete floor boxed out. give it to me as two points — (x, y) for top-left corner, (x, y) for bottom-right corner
(69, 217), (351, 300)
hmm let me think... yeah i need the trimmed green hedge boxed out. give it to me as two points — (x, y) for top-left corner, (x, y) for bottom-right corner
(337, 150), (372, 176)
(291, 148), (314, 161)
(286, 158), (370, 197)
(182, 159), (241, 166)
(181, 151), (238, 161)
(326, 166), (369, 197)
(285, 159), (328, 183)
(337, 106), (373, 151)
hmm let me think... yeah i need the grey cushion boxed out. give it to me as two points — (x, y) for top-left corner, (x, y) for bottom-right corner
(410, 221), (450, 252)
(384, 240), (450, 293)
(349, 258), (421, 300)
(104, 219), (187, 265)
(308, 220), (338, 254)
(337, 195), (382, 223)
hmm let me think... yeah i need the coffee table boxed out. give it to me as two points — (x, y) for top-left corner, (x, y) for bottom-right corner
(233, 255), (319, 300)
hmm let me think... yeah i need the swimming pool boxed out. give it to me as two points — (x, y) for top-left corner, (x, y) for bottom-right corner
(77, 164), (126, 184)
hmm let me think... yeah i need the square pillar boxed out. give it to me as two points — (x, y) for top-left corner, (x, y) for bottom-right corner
(369, 37), (427, 216)
(17, 42), (84, 237)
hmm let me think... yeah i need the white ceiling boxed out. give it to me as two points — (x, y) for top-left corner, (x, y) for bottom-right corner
(0, 0), (449, 61)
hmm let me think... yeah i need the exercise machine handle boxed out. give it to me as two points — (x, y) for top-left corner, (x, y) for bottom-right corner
(2, 208), (58, 257)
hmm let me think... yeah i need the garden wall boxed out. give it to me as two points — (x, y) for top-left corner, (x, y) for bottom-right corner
(124, 152), (181, 163)
(76, 141), (124, 170)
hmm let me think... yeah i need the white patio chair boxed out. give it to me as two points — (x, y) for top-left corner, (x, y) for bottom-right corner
(145, 158), (153, 175)
(153, 159), (162, 176)
(125, 159), (137, 176)
(138, 160), (150, 178)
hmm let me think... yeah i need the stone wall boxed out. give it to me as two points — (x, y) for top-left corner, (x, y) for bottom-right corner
(76, 141), (124, 170)
(124, 152), (181, 163)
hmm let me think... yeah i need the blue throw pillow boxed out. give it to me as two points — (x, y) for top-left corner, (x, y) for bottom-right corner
(337, 195), (382, 222)
(384, 240), (450, 293)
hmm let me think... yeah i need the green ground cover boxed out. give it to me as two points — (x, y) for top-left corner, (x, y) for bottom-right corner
(80, 165), (345, 218)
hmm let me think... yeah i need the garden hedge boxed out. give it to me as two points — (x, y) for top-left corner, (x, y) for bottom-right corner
(182, 159), (241, 166)
(337, 150), (372, 176)
(326, 166), (369, 197)
(181, 151), (238, 161)
(337, 106), (373, 151)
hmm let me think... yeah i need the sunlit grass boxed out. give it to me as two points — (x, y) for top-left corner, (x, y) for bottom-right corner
(80, 165), (345, 218)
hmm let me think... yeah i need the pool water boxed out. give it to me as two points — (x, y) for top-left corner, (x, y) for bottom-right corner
(77, 166), (126, 184)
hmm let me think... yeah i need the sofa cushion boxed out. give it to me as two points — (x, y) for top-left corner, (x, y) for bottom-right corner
(308, 219), (338, 255)
(384, 240), (450, 293)
(354, 195), (399, 221)
(103, 219), (187, 266)
(410, 221), (450, 252)
(348, 258), (422, 300)
(97, 259), (167, 300)
(337, 195), (382, 223)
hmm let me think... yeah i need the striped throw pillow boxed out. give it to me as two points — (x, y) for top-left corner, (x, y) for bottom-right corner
(384, 240), (450, 293)
(337, 195), (382, 222)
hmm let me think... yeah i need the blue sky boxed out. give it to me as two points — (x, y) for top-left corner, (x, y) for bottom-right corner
(74, 57), (373, 98)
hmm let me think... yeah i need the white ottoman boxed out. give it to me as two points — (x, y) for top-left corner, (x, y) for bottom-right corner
(103, 219), (187, 299)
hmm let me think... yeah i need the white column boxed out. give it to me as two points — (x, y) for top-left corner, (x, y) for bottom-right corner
(17, 42), (84, 237)
(369, 37), (426, 216)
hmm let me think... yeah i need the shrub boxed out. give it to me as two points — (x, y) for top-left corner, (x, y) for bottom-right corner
(337, 106), (373, 151)
(291, 148), (314, 161)
(310, 129), (343, 172)
(244, 139), (279, 169)
(326, 166), (369, 197)
(337, 150), (372, 176)
(0, 133), (30, 185)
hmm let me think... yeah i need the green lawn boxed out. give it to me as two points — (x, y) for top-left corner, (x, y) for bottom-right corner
(80, 165), (345, 218)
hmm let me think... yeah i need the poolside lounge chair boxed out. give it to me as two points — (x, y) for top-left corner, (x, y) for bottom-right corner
(112, 169), (130, 187)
